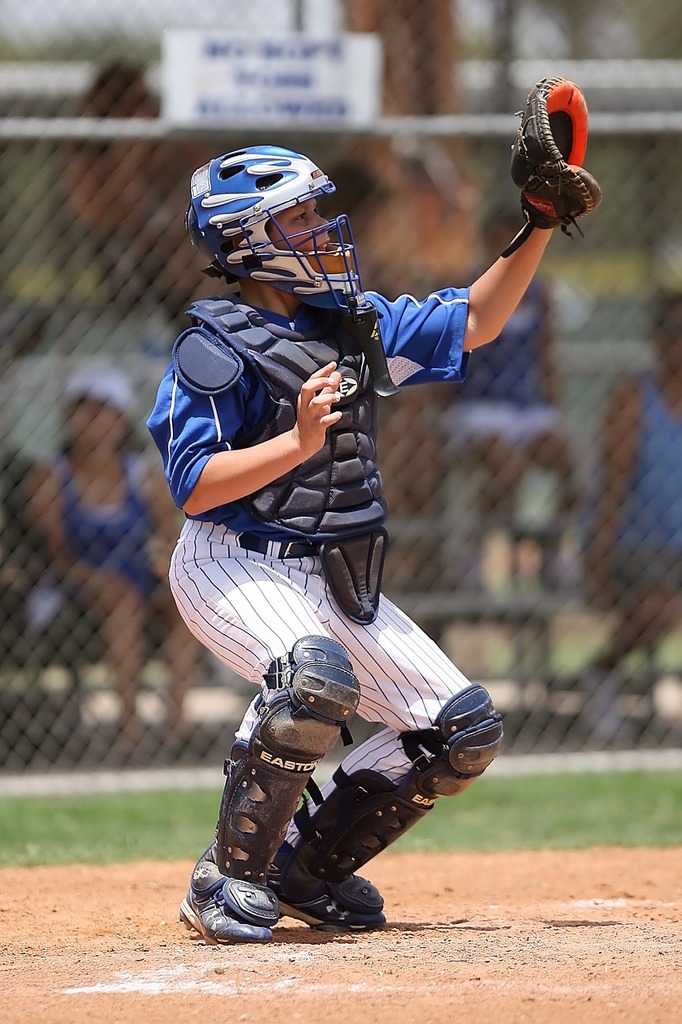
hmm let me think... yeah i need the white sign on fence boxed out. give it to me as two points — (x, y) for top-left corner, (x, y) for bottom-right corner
(161, 31), (383, 128)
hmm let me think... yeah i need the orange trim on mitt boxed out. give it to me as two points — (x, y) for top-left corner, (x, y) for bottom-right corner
(546, 79), (589, 166)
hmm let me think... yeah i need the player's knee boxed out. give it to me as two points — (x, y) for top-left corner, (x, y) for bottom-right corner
(436, 683), (503, 777)
(258, 635), (360, 762)
(402, 683), (503, 800)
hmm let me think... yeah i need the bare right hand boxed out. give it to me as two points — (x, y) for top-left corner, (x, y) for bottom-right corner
(292, 361), (343, 458)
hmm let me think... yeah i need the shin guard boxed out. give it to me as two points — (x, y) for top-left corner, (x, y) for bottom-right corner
(214, 636), (360, 884)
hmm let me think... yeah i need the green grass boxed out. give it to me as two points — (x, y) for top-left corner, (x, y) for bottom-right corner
(397, 770), (682, 852)
(1, 771), (681, 867)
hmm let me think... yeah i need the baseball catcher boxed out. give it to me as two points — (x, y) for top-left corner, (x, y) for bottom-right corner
(503, 76), (602, 256)
(146, 78), (601, 945)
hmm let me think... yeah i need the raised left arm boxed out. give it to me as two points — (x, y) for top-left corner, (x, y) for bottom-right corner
(464, 227), (553, 351)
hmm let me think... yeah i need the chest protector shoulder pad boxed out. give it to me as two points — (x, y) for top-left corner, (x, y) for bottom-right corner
(172, 326), (243, 395)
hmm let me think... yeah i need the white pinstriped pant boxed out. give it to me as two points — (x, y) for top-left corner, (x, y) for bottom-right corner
(170, 519), (473, 836)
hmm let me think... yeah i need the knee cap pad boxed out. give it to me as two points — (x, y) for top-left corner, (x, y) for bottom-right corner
(437, 683), (504, 777)
(257, 636), (360, 767)
(268, 635), (360, 726)
(403, 683), (503, 799)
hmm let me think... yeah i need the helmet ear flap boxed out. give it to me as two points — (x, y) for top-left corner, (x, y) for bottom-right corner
(186, 204), (207, 258)
(186, 203), (234, 280)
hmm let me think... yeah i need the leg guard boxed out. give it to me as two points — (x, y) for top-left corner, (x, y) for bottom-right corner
(215, 635), (360, 886)
(180, 637), (360, 943)
(271, 684), (502, 921)
(401, 682), (504, 800)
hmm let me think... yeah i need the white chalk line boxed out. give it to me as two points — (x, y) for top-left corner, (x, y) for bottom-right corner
(62, 971), (682, 999)
(63, 967), (405, 996)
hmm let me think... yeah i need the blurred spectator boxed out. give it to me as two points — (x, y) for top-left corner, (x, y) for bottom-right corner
(446, 209), (579, 589)
(26, 364), (200, 755)
(61, 60), (215, 330)
(581, 291), (682, 741)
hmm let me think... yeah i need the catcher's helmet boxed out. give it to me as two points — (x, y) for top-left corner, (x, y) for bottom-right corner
(186, 145), (363, 309)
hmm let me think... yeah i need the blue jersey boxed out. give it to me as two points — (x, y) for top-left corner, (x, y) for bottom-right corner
(57, 453), (157, 598)
(616, 374), (682, 553)
(146, 288), (470, 537)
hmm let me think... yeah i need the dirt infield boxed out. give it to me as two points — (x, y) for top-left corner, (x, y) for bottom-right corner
(1, 849), (680, 1024)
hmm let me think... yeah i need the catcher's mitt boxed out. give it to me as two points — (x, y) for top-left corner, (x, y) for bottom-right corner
(505, 77), (602, 252)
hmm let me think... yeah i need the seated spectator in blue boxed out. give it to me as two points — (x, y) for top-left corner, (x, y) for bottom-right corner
(27, 364), (199, 754)
(447, 211), (579, 585)
(582, 291), (682, 742)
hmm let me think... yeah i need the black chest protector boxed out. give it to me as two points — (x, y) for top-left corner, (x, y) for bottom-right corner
(174, 298), (386, 540)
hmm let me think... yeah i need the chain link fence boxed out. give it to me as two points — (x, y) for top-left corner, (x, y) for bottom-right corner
(1, 0), (682, 771)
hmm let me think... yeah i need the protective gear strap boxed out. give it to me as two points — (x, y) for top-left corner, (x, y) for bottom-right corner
(340, 295), (399, 397)
(500, 222), (535, 258)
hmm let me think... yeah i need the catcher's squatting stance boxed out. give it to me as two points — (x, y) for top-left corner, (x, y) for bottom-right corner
(146, 77), (601, 944)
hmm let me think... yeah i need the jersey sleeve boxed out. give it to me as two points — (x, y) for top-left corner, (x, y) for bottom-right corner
(146, 366), (247, 509)
(366, 287), (471, 386)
